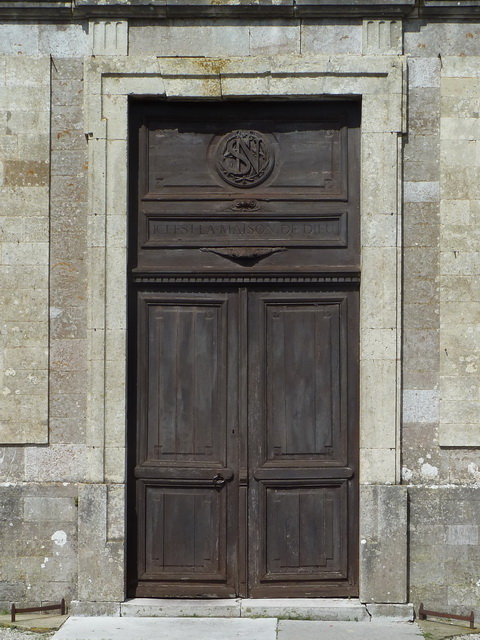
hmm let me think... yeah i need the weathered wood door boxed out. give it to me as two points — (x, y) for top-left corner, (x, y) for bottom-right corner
(247, 288), (358, 597)
(133, 288), (240, 597)
(128, 101), (360, 598)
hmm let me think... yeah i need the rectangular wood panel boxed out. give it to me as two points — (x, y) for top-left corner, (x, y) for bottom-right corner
(144, 112), (347, 199)
(265, 483), (347, 579)
(266, 302), (342, 460)
(146, 301), (224, 462)
(143, 484), (225, 578)
(265, 299), (346, 460)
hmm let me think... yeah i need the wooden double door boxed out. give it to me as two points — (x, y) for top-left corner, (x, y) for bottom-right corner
(128, 100), (360, 597)
(131, 285), (358, 597)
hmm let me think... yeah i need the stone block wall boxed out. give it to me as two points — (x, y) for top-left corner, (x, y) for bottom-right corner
(402, 21), (480, 484)
(439, 58), (480, 449)
(409, 488), (480, 614)
(0, 483), (78, 609)
(0, 54), (50, 445)
(0, 8), (479, 618)
(403, 21), (480, 619)
(49, 57), (89, 458)
(0, 24), (92, 610)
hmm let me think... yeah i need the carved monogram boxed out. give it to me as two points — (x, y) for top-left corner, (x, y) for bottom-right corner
(215, 130), (274, 188)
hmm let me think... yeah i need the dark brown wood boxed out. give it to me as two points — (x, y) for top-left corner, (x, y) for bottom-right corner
(0, 2), (419, 22)
(129, 100), (360, 279)
(200, 247), (287, 262)
(247, 290), (358, 596)
(128, 100), (360, 598)
(134, 290), (239, 597)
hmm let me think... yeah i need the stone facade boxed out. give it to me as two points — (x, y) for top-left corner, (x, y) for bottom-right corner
(0, 0), (479, 621)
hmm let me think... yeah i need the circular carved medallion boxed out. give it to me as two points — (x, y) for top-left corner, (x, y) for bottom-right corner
(215, 130), (274, 188)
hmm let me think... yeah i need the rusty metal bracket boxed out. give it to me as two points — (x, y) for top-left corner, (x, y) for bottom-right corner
(419, 603), (476, 629)
(11, 598), (66, 623)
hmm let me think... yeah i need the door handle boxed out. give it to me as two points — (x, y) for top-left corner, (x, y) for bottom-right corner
(213, 474), (227, 491)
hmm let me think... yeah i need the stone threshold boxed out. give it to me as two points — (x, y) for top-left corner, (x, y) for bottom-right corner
(71, 598), (414, 622)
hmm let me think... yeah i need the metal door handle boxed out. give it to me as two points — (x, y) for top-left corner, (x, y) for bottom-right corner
(213, 474), (227, 491)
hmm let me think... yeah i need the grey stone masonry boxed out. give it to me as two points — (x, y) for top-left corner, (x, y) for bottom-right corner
(409, 488), (480, 616)
(0, 55), (50, 445)
(0, 483), (79, 612)
(359, 486), (408, 605)
(0, 3), (480, 628)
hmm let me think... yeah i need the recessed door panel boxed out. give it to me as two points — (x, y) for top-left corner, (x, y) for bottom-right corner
(265, 301), (344, 461)
(142, 483), (227, 579)
(144, 299), (226, 463)
(265, 482), (348, 579)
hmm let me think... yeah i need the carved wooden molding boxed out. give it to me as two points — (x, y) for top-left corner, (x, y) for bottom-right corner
(131, 274), (361, 284)
(221, 199), (270, 213)
(0, 0), (418, 19)
(200, 247), (286, 261)
(7, 2), (474, 23)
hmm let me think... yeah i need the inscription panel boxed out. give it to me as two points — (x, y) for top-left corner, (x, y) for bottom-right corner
(145, 215), (347, 248)
(131, 101), (360, 275)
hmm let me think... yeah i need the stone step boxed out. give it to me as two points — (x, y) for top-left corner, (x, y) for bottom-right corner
(120, 598), (414, 622)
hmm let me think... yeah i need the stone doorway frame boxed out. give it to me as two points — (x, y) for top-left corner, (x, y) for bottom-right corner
(77, 48), (407, 609)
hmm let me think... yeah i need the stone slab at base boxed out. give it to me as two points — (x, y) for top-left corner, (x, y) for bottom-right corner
(70, 601), (121, 616)
(366, 604), (415, 621)
(121, 598), (369, 621)
(52, 616), (278, 640)
(240, 598), (369, 621)
(51, 617), (424, 640)
(121, 598), (241, 618)
(76, 598), (415, 622)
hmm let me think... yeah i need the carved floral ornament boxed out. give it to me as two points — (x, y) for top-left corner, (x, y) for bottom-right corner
(215, 129), (275, 188)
